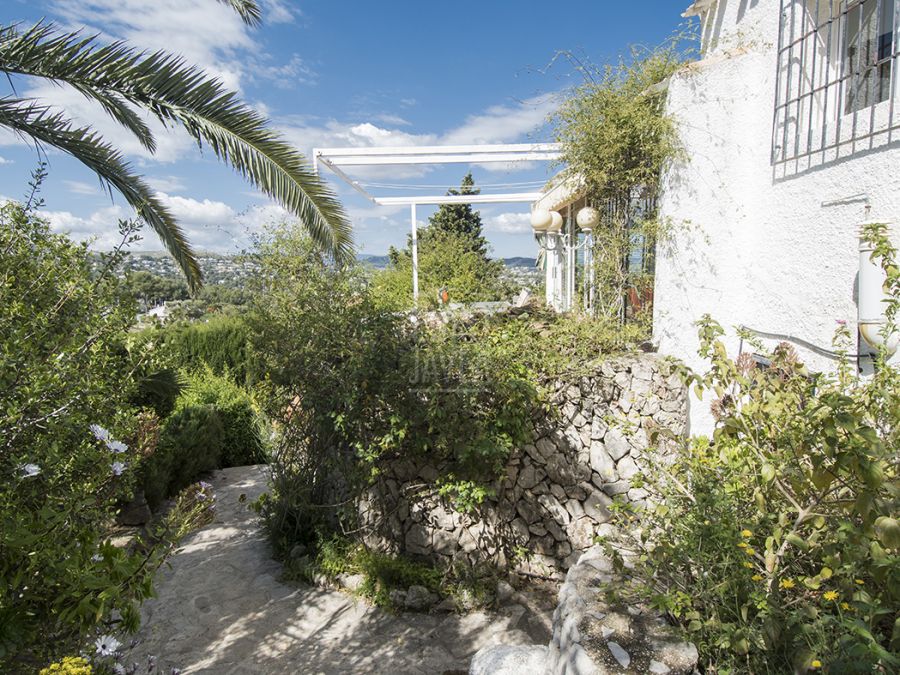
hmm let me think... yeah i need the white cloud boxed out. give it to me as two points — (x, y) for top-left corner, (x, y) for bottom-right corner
(251, 54), (317, 88)
(442, 95), (559, 146)
(44, 204), (131, 250)
(41, 191), (294, 254)
(50, 0), (253, 91)
(261, 0), (298, 25)
(277, 94), (559, 183)
(64, 179), (103, 196)
(0, 156), (13, 165)
(145, 175), (187, 193)
(485, 211), (533, 234)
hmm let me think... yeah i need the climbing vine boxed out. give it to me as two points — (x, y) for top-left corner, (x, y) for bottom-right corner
(554, 37), (694, 323)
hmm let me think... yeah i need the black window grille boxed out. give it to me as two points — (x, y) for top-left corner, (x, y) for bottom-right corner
(773, 0), (899, 166)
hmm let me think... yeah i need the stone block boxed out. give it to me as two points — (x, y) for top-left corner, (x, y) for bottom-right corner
(589, 440), (618, 482)
(616, 455), (639, 481)
(583, 491), (612, 524)
(604, 427), (631, 461)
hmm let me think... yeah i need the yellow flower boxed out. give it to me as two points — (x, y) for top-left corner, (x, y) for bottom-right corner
(811, 659), (822, 669)
(823, 591), (839, 601)
(752, 574), (764, 581)
(744, 547), (756, 556)
(741, 529), (753, 538)
(743, 562), (753, 569)
(780, 578), (795, 589)
(855, 578), (865, 585)
(737, 542), (748, 548)
(840, 602), (850, 610)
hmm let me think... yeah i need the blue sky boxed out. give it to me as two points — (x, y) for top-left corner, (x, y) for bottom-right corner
(0, 0), (691, 259)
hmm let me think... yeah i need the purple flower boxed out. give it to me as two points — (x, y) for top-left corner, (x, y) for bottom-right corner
(106, 440), (128, 454)
(90, 424), (110, 441)
(111, 461), (126, 477)
(836, 319), (847, 325)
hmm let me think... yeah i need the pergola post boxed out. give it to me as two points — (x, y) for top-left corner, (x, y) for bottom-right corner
(410, 203), (419, 306)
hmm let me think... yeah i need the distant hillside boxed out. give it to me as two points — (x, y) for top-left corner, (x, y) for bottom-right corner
(502, 257), (537, 268)
(357, 254), (391, 269)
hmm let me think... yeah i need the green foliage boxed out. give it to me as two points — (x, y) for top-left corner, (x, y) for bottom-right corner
(134, 314), (255, 384)
(371, 229), (513, 311)
(554, 39), (689, 321)
(142, 405), (224, 510)
(249, 226), (538, 553)
(176, 367), (266, 468)
(420, 172), (488, 255)
(124, 270), (189, 306)
(131, 368), (182, 419)
(0, 202), (205, 668)
(604, 233), (900, 673)
(304, 536), (442, 610)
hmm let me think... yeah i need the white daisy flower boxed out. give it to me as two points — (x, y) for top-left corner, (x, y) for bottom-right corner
(95, 635), (121, 656)
(90, 424), (110, 441)
(111, 461), (126, 477)
(20, 463), (41, 478)
(106, 440), (128, 454)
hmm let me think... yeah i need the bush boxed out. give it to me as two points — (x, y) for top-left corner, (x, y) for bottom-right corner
(130, 367), (182, 418)
(143, 405), (224, 509)
(133, 313), (255, 384)
(603, 311), (899, 673)
(248, 226), (538, 555)
(0, 203), (199, 668)
(176, 367), (267, 467)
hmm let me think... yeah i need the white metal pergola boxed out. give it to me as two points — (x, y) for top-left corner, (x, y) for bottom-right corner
(313, 143), (561, 305)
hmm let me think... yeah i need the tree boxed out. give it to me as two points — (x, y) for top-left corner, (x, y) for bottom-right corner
(423, 173), (488, 255)
(0, 1), (351, 290)
(372, 230), (512, 310)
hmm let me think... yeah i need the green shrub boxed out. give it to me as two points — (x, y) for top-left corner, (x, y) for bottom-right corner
(0, 203), (202, 668)
(130, 367), (182, 418)
(143, 405), (224, 509)
(603, 311), (899, 673)
(133, 313), (255, 384)
(299, 536), (442, 610)
(249, 226), (540, 554)
(176, 367), (266, 467)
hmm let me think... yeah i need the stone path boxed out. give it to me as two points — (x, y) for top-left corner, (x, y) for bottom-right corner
(127, 466), (551, 674)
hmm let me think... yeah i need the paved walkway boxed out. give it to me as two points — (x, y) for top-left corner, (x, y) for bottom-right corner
(127, 466), (551, 674)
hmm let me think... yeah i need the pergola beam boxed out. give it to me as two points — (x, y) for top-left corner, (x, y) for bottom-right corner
(374, 192), (544, 206)
(312, 143), (562, 309)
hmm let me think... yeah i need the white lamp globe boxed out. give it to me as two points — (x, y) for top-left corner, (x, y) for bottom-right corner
(530, 209), (552, 233)
(548, 211), (564, 233)
(576, 206), (600, 232)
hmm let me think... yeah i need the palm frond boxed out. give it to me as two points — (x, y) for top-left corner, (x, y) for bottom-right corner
(215, 0), (262, 26)
(0, 22), (355, 264)
(0, 24), (155, 151)
(0, 98), (202, 289)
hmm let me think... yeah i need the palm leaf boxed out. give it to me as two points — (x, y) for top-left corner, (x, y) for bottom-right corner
(0, 98), (202, 289)
(0, 22), (354, 264)
(0, 25), (156, 152)
(215, 0), (262, 26)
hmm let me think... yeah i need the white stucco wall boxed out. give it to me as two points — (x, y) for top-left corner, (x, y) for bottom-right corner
(654, 0), (900, 435)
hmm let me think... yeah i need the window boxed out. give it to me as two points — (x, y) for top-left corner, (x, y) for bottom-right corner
(845, 0), (896, 112)
(773, 0), (899, 167)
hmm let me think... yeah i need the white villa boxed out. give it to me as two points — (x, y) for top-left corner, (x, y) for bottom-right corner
(533, 0), (900, 434)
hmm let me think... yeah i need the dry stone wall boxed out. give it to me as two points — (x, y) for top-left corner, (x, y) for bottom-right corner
(359, 354), (686, 578)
